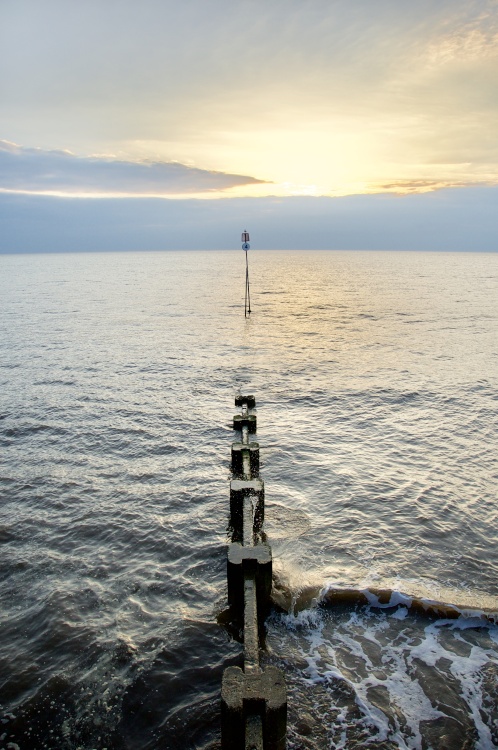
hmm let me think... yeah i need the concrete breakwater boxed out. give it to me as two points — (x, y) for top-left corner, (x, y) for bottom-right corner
(221, 396), (287, 750)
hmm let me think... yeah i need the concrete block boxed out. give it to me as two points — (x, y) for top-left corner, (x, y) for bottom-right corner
(233, 414), (257, 433)
(235, 394), (256, 408)
(221, 666), (287, 750)
(229, 479), (264, 542)
(245, 714), (264, 750)
(243, 574), (260, 671)
(227, 543), (272, 614)
(231, 441), (260, 477)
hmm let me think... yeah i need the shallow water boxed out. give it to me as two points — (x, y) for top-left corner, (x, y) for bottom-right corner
(0, 249), (497, 749)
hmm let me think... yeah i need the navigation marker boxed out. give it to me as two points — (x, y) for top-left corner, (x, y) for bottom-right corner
(242, 230), (251, 318)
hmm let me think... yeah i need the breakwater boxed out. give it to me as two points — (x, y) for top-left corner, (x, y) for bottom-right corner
(221, 395), (287, 750)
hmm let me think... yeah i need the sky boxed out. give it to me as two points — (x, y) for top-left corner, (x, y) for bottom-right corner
(1, 0), (497, 251)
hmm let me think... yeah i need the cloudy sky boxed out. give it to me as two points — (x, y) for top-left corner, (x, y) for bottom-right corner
(1, 0), (497, 250)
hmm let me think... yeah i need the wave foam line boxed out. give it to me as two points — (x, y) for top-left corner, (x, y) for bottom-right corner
(271, 577), (498, 623)
(319, 585), (498, 624)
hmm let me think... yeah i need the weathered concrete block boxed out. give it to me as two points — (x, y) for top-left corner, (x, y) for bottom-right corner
(245, 714), (264, 750)
(229, 479), (264, 542)
(243, 574), (260, 671)
(235, 394), (256, 408)
(221, 666), (287, 750)
(227, 543), (272, 614)
(233, 414), (257, 433)
(231, 441), (260, 477)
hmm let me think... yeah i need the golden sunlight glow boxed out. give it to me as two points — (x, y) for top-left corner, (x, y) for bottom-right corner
(2, 1), (498, 199)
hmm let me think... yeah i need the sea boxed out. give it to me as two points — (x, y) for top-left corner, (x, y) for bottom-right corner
(0, 249), (497, 750)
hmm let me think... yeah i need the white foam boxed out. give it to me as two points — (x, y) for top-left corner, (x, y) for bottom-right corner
(391, 606), (408, 620)
(269, 603), (498, 749)
(427, 620), (495, 750)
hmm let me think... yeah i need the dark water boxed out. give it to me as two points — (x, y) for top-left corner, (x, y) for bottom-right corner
(1, 250), (497, 749)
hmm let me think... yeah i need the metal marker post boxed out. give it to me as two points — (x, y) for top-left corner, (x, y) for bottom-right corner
(242, 230), (251, 317)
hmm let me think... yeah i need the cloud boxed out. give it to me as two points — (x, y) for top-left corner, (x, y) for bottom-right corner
(372, 179), (479, 194)
(425, 4), (498, 65)
(1, 187), (497, 254)
(2, 1), (498, 195)
(0, 140), (267, 197)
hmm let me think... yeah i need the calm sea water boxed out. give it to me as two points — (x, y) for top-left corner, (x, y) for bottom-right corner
(1, 250), (497, 750)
